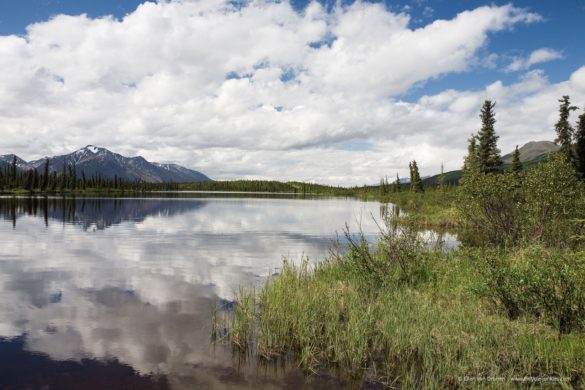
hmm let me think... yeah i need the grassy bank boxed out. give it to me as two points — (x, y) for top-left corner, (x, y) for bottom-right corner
(215, 227), (585, 388)
(377, 189), (460, 228)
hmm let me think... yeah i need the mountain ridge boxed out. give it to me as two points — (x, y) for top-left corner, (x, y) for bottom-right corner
(423, 140), (559, 186)
(0, 145), (211, 183)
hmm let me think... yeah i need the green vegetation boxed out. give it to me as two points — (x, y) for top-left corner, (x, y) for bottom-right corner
(555, 96), (578, 165)
(408, 160), (423, 192)
(216, 228), (585, 388)
(476, 100), (503, 174)
(0, 157), (182, 194)
(459, 153), (584, 245)
(215, 95), (585, 388)
(511, 145), (522, 174)
(178, 180), (354, 195)
(382, 189), (459, 228)
(576, 109), (585, 180)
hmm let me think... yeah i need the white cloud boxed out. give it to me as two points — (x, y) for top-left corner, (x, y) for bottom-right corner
(506, 47), (563, 72)
(0, 0), (575, 185)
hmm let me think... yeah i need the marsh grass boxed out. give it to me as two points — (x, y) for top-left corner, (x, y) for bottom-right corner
(380, 190), (462, 229)
(214, 226), (585, 388)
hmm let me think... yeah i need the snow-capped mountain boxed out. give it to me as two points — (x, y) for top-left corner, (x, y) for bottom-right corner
(0, 146), (211, 183)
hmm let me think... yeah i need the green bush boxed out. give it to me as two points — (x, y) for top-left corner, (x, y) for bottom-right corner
(457, 168), (522, 243)
(458, 154), (585, 246)
(478, 246), (585, 334)
(522, 154), (585, 245)
(335, 223), (430, 289)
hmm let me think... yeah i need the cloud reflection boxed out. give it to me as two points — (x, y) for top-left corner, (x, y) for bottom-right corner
(0, 195), (385, 387)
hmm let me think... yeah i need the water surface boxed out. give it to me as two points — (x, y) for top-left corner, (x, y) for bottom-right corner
(0, 194), (395, 389)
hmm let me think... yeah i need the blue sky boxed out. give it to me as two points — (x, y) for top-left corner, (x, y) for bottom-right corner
(0, 0), (584, 184)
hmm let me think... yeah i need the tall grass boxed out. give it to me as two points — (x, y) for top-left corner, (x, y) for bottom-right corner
(215, 226), (585, 388)
(380, 189), (461, 229)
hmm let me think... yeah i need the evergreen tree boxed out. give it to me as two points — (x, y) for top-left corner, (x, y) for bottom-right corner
(438, 163), (446, 191)
(576, 108), (585, 180)
(477, 100), (502, 174)
(23, 170), (34, 192)
(33, 169), (40, 190)
(70, 162), (77, 190)
(410, 160), (423, 192)
(511, 145), (523, 174)
(554, 95), (578, 164)
(395, 173), (401, 192)
(60, 161), (67, 191)
(462, 134), (479, 173)
(82, 170), (87, 190)
(11, 155), (17, 188)
(50, 172), (57, 192)
(41, 158), (49, 191)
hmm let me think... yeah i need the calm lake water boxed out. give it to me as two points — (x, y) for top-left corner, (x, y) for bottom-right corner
(0, 194), (457, 389)
(0, 194), (456, 389)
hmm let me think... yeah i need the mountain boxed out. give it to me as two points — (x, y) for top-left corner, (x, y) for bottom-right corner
(423, 140), (558, 186)
(502, 140), (559, 163)
(0, 146), (211, 183)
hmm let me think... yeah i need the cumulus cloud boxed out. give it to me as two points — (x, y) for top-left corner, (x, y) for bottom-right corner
(0, 0), (577, 185)
(505, 47), (564, 72)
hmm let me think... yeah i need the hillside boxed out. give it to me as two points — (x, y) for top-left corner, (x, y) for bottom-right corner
(0, 146), (211, 183)
(423, 140), (558, 186)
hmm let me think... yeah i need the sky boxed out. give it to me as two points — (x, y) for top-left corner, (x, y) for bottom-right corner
(0, 0), (584, 185)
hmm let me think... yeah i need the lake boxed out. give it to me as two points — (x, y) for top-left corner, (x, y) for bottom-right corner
(0, 194), (457, 389)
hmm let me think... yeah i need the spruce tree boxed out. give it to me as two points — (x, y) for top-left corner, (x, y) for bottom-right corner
(11, 155), (17, 188)
(33, 169), (39, 190)
(395, 173), (401, 192)
(60, 161), (67, 191)
(41, 158), (49, 191)
(23, 170), (34, 192)
(576, 108), (585, 180)
(477, 100), (502, 174)
(50, 172), (57, 192)
(511, 145), (523, 174)
(438, 163), (446, 191)
(82, 170), (87, 190)
(462, 134), (479, 173)
(554, 95), (578, 164)
(410, 160), (423, 192)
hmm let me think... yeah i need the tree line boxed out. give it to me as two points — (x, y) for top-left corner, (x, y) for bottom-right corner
(0, 158), (180, 192)
(378, 95), (585, 198)
(459, 95), (585, 245)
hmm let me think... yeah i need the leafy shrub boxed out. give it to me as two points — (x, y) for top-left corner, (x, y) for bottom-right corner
(478, 246), (585, 334)
(458, 154), (585, 246)
(457, 168), (522, 243)
(522, 154), (585, 245)
(335, 222), (430, 289)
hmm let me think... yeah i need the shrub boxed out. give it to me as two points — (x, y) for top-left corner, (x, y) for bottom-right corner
(522, 154), (585, 245)
(458, 153), (585, 246)
(478, 246), (585, 334)
(457, 168), (522, 243)
(335, 222), (430, 289)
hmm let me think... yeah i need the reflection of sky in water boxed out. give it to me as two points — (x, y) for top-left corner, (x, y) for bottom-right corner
(0, 195), (391, 388)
